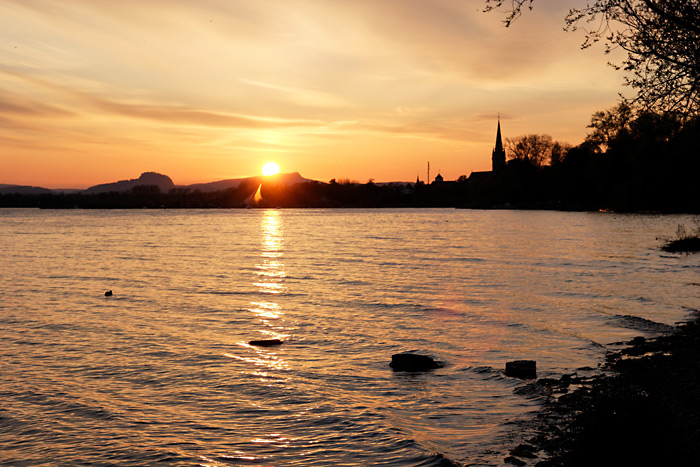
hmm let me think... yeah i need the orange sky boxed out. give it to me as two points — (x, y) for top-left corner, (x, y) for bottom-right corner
(0, 0), (625, 188)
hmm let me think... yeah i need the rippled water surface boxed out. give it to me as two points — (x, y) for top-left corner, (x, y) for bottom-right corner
(1, 208), (699, 466)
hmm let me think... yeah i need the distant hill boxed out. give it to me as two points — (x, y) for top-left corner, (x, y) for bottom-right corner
(187, 172), (313, 192)
(84, 172), (175, 194)
(2, 171), (316, 196)
(0, 184), (52, 195)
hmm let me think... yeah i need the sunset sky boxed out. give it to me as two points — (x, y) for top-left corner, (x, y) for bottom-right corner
(0, 0), (626, 188)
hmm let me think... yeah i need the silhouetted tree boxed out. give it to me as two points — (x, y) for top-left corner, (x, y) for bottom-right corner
(167, 187), (191, 208)
(550, 141), (573, 166)
(485, 0), (700, 118)
(584, 102), (634, 153)
(506, 134), (555, 168)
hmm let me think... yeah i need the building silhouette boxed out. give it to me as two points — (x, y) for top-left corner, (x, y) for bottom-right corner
(492, 118), (506, 172)
(468, 118), (507, 181)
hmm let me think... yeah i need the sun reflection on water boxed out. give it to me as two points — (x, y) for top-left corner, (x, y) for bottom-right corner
(249, 301), (281, 320)
(248, 209), (289, 341)
(255, 211), (285, 292)
(224, 351), (289, 372)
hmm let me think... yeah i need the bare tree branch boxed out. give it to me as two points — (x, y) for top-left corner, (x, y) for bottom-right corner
(485, 0), (700, 119)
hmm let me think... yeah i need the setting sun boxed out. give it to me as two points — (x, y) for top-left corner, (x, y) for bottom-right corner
(262, 162), (281, 176)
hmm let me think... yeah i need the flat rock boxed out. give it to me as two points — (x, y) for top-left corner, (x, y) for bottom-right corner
(249, 339), (283, 347)
(505, 360), (537, 379)
(390, 353), (443, 372)
(510, 443), (538, 459)
(504, 455), (526, 466)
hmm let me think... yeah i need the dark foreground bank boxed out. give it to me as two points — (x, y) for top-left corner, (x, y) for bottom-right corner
(504, 314), (700, 467)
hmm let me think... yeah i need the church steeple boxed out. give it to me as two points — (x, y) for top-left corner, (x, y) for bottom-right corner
(492, 116), (506, 172)
(495, 119), (504, 153)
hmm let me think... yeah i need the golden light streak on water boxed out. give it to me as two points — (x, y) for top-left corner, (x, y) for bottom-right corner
(248, 301), (281, 320)
(223, 352), (289, 372)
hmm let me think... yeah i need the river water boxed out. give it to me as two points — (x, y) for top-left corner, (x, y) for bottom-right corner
(1, 208), (698, 466)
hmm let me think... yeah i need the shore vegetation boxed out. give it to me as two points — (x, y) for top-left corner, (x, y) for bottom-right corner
(661, 220), (700, 253)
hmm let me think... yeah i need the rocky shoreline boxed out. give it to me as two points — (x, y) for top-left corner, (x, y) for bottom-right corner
(504, 313), (700, 466)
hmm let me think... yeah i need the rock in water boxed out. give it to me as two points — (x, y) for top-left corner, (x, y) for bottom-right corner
(505, 360), (537, 379)
(390, 353), (443, 371)
(504, 456), (527, 466)
(249, 339), (283, 347)
(104, 290), (113, 297)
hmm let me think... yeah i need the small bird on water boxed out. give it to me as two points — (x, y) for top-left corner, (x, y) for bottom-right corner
(105, 290), (113, 296)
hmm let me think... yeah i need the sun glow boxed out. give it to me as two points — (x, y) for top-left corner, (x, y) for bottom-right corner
(262, 162), (281, 176)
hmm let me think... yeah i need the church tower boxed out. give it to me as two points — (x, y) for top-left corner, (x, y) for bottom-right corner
(492, 118), (506, 172)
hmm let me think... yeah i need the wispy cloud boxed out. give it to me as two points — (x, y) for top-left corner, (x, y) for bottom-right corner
(0, 93), (73, 118)
(0, 68), (327, 129)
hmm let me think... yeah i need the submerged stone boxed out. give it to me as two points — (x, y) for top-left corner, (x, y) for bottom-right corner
(510, 443), (538, 459)
(390, 353), (443, 372)
(504, 455), (526, 466)
(249, 339), (283, 347)
(505, 360), (537, 379)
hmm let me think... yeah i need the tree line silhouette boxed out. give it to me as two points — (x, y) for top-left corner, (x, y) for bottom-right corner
(0, 178), (468, 209)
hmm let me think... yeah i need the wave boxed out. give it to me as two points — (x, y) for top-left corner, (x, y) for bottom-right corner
(606, 314), (675, 334)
